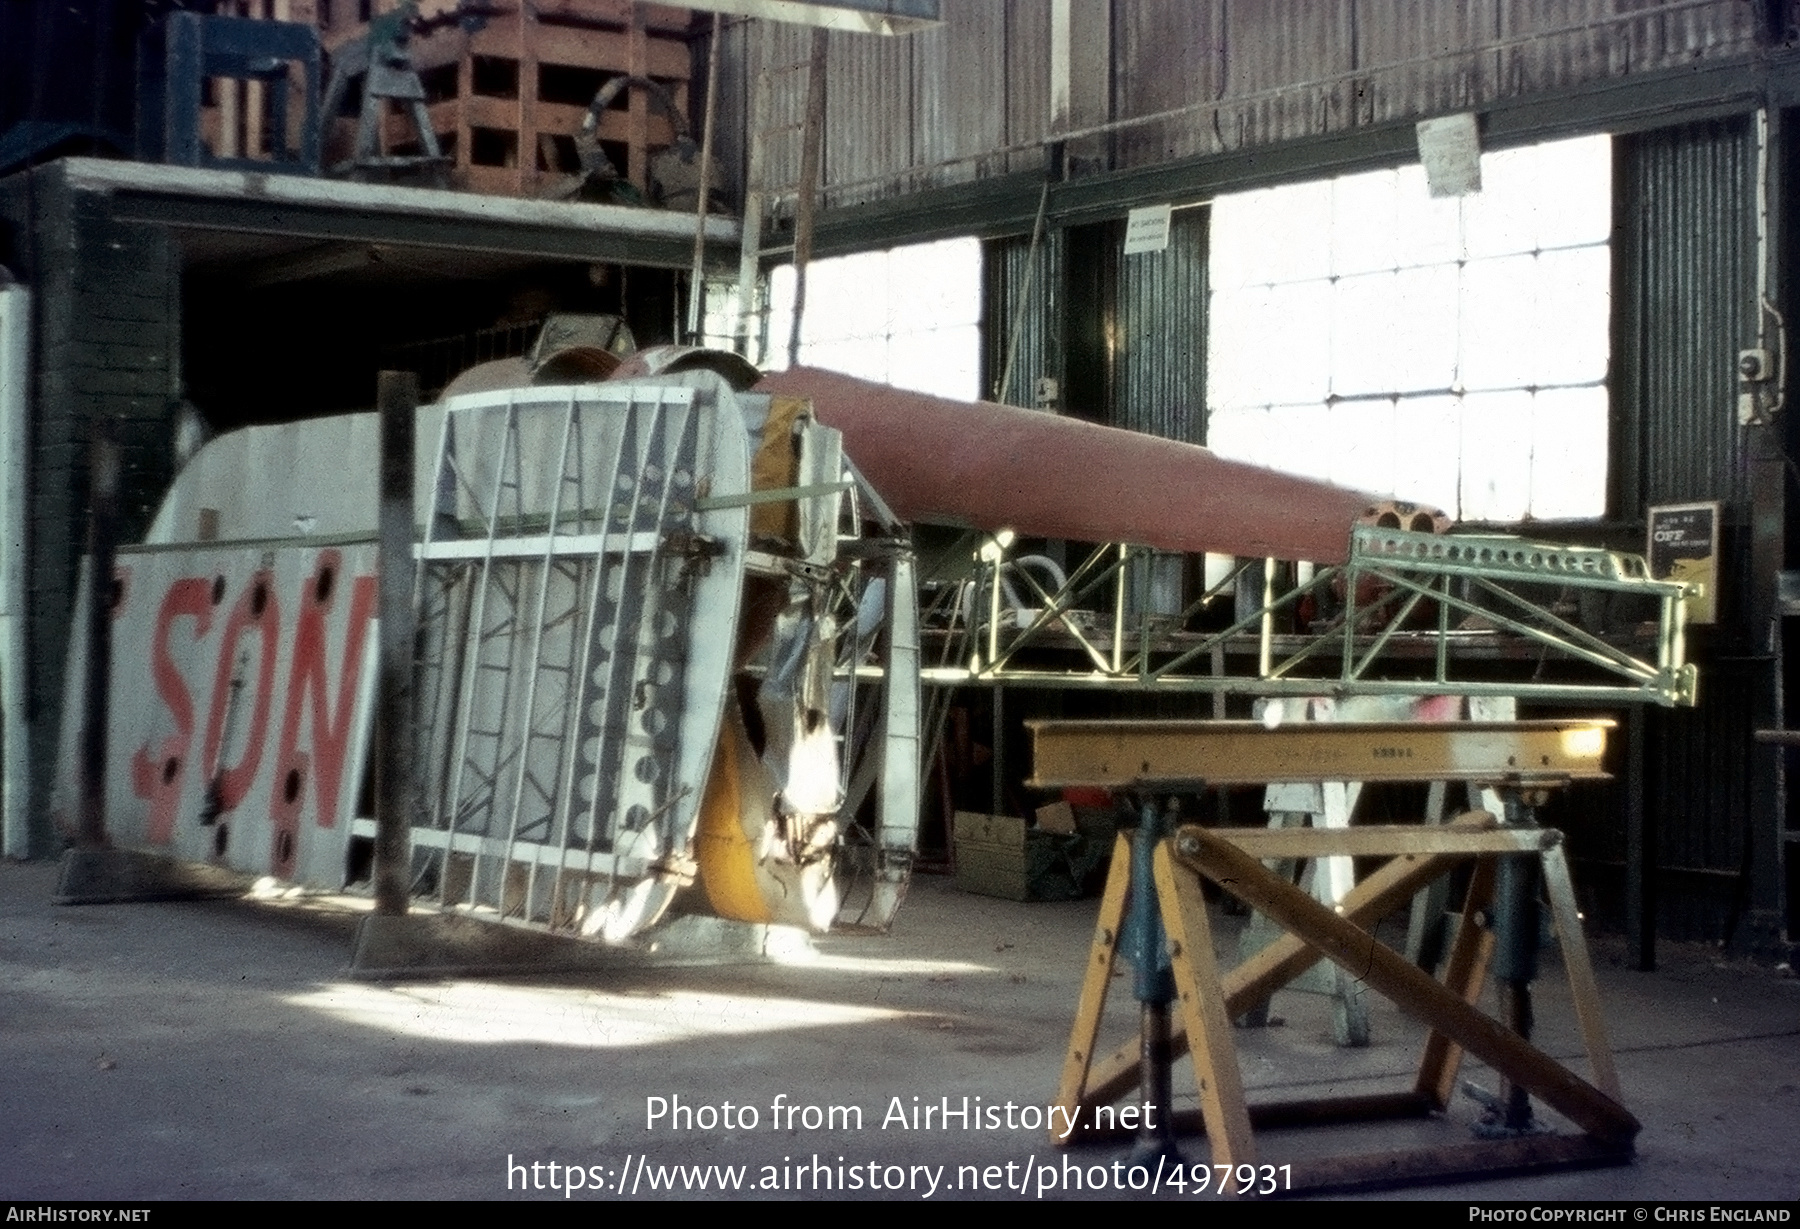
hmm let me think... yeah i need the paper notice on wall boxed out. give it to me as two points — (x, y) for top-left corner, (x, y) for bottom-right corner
(1417, 113), (1482, 198)
(1123, 204), (1173, 255)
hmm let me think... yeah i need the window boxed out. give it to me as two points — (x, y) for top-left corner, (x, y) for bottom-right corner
(756, 236), (984, 402)
(1205, 134), (1612, 523)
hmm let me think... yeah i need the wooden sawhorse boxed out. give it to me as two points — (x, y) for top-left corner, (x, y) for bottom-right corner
(1032, 719), (1638, 1196)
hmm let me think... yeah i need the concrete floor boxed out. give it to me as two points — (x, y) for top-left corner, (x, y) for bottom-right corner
(1, 857), (1796, 1202)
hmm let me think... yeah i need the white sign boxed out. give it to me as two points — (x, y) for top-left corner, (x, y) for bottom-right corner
(1417, 113), (1482, 198)
(1123, 203), (1173, 255)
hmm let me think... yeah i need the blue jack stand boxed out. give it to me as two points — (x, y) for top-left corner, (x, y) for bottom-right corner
(1121, 796), (1184, 1168)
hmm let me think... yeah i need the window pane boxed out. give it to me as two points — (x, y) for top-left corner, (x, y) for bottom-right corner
(1390, 264), (1460, 392)
(1529, 387), (1609, 519)
(1460, 390), (1536, 522)
(1390, 395), (1464, 513)
(1327, 398), (1398, 494)
(1332, 272), (1397, 398)
(764, 238), (982, 394)
(1459, 253), (1541, 391)
(1208, 134), (1612, 523)
(1533, 245), (1611, 386)
(1331, 169), (1399, 276)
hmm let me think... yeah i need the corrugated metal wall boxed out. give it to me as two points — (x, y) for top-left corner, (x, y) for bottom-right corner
(1613, 118), (1757, 518)
(1113, 205), (1207, 442)
(1645, 662), (1759, 942)
(984, 208), (1205, 440)
(722, 0), (1049, 210)
(1109, 0), (1762, 168)
(982, 225), (1061, 407)
(723, 1), (1765, 210)
(1607, 117), (1763, 943)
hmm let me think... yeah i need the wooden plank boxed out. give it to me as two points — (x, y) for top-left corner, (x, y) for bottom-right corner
(384, 111), (447, 149)
(1415, 856), (1496, 1108)
(1081, 823), (1485, 1108)
(533, 0), (693, 34)
(1154, 843), (1255, 1167)
(455, 49), (471, 170)
(531, 100), (675, 143)
(407, 29), (467, 72)
(627, 4), (648, 191)
(1177, 830), (1640, 1147)
(518, 4), (538, 193)
(461, 164), (523, 195)
(1542, 844), (1623, 1100)
(1201, 817), (1570, 859)
(1052, 834), (1130, 1135)
(1283, 1133), (1634, 1198)
(1073, 1092), (1438, 1143)
(434, 95), (510, 132)
(467, 21), (690, 82)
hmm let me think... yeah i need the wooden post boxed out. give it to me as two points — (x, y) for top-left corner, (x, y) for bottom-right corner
(1053, 833), (1131, 1126)
(373, 371), (417, 916)
(1414, 855), (1497, 1107)
(1153, 841), (1254, 1166)
(518, 0), (538, 194)
(627, 4), (648, 193)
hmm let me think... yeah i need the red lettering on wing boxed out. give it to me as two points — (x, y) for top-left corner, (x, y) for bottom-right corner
(130, 578), (214, 844)
(270, 551), (375, 877)
(199, 570), (279, 815)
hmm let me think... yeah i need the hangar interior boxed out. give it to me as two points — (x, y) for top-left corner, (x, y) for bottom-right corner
(1, 0), (1798, 1201)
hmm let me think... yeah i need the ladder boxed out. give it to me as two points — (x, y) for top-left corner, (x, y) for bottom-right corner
(734, 22), (828, 365)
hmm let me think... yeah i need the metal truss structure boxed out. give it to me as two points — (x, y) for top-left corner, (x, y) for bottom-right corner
(921, 524), (1695, 708)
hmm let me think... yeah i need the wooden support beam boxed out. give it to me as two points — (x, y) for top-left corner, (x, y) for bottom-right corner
(1153, 841), (1254, 1166)
(627, 4), (648, 192)
(1200, 817), (1569, 859)
(1173, 829), (1639, 1147)
(517, 1), (536, 194)
(1078, 814), (1496, 1110)
(1283, 1133), (1634, 1198)
(1053, 834), (1131, 1116)
(1414, 856), (1497, 1108)
(1542, 843), (1622, 1100)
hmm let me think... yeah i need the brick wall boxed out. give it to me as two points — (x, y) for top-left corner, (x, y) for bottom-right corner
(2, 165), (180, 855)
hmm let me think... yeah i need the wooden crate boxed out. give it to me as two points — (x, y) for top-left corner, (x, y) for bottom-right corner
(953, 812), (1032, 902)
(953, 812), (1110, 903)
(322, 0), (694, 197)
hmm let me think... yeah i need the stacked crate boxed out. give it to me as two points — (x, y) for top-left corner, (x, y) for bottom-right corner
(317, 0), (694, 197)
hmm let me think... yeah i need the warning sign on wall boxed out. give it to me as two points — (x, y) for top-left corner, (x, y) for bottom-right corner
(1647, 501), (1719, 625)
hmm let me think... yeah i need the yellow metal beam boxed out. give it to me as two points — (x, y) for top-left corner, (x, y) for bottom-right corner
(1027, 719), (1612, 788)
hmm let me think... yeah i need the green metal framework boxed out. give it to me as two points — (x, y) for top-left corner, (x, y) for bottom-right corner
(920, 525), (1695, 708)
